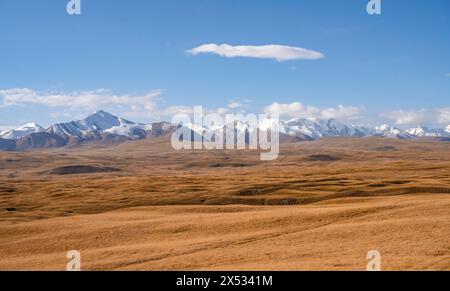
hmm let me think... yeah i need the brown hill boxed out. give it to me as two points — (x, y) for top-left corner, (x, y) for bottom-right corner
(0, 137), (449, 270)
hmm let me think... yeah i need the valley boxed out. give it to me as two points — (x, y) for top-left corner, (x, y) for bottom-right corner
(0, 137), (449, 270)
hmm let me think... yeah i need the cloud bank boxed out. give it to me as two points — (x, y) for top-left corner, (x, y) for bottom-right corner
(187, 44), (324, 62)
(0, 87), (162, 112)
(381, 108), (450, 126)
(1, 88), (448, 127)
(264, 102), (364, 121)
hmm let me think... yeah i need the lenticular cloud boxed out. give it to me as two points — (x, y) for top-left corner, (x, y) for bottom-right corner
(187, 44), (324, 62)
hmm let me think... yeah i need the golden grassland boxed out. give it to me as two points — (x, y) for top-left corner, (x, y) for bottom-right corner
(0, 137), (449, 270)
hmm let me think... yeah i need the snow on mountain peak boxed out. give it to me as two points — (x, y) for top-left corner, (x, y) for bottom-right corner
(3, 111), (450, 143)
(0, 123), (45, 140)
(80, 111), (135, 131)
(47, 111), (151, 139)
(375, 124), (391, 132)
(19, 122), (41, 129)
(406, 125), (446, 137)
(374, 124), (411, 139)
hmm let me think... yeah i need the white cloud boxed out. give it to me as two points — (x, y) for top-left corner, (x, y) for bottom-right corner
(161, 106), (230, 117)
(161, 106), (195, 117)
(187, 44), (324, 62)
(49, 111), (82, 120)
(381, 108), (450, 126)
(321, 105), (364, 120)
(227, 101), (245, 109)
(2, 87), (447, 129)
(438, 107), (450, 124)
(0, 88), (249, 122)
(264, 102), (319, 117)
(264, 102), (363, 121)
(161, 101), (254, 118)
(0, 88), (162, 112)
(213, 107), (230, 115)
(228, 101), (242, 109)
(380, 110), (426, 125)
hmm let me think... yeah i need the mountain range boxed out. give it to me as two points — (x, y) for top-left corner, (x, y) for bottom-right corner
(0, 110), (449, 151)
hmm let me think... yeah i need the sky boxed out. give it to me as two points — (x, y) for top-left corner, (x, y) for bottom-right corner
(0, 0), (449, 128)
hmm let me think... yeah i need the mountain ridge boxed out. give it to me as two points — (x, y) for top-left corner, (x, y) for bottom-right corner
(0, 111), (449, 151)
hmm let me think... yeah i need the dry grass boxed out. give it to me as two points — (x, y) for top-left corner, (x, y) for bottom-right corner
(0, 137), (449, 270)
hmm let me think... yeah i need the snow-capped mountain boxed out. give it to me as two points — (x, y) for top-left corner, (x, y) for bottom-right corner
(194, 118), (388, 142)
(406, 125), (449, 138)
(282, 118), (373, 139)
(284, 118), (325, 139)
(47, 110), (152, 139)
(0, 123), (45, 140)
(0, 111), (177, 151)
(1, 110), (450, 151)
(317, 119), (373, 137)
(374, 124), (412, 139)
(216, 118), (449, 140)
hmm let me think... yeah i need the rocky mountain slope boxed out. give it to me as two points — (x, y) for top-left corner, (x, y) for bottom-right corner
(0, 111), (449, 151)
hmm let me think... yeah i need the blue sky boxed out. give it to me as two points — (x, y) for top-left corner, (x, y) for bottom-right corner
(0, 0), (449, 128)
